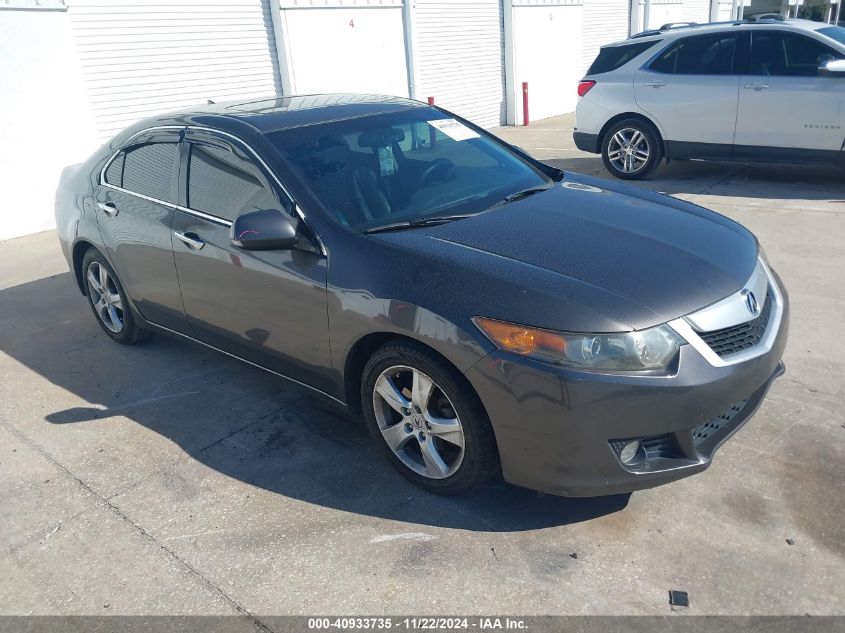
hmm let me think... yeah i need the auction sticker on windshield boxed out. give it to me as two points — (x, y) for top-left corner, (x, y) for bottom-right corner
(428, 118), (480, 141)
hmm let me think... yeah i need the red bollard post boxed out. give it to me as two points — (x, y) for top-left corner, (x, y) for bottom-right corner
(522, 82), (529, 126)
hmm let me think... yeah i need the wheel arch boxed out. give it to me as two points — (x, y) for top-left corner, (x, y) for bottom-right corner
(598, 112), (666, 155)
(71, 239), (97, 296)
(343, 332), (486, 417)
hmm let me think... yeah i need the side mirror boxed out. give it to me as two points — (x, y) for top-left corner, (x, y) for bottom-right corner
(819, 59), (845, 76)
(230, 209), (299, 251)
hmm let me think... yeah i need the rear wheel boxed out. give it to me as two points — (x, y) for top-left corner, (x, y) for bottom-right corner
(361, 341), (498, 495)
(82, 249), (150, 345)
(601, 119), (662, 180)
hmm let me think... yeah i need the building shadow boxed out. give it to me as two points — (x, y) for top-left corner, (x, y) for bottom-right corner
(1, 271), (630, 532)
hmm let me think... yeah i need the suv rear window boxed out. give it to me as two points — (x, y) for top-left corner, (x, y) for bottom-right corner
(587, 41), (659, 75)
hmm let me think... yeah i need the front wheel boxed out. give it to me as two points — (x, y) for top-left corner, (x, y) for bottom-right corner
(361, 341), (499, 495)
(601, 120), (662, 180)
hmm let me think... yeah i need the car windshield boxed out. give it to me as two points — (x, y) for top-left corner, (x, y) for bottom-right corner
(818, 26), (845, 46)
(266, 109), (552, 231)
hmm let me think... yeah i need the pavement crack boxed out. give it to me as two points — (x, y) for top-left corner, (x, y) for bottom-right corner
(0, 416), (274, 633)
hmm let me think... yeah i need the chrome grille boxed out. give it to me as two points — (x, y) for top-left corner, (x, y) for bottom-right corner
(697, 292), (773, 358)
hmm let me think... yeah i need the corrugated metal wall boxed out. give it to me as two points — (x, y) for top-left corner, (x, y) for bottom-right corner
(414, 0), (506, 128)
(581, 0), (631, 75)
(67, 0), (282, 141)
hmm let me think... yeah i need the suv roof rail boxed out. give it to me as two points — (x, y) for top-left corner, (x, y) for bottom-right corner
(659, 21), (699, 31)
(746, 13), (785, 21)
(628, 16), (791, 41)
(629, 21), (700, 39)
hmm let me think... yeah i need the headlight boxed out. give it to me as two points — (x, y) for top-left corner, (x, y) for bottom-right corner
(473, 317), (685, 371)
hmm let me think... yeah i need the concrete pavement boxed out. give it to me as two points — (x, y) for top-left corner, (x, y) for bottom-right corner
(1, 113), (843, 621)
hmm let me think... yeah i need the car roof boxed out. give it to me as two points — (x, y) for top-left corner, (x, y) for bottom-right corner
(115, 93), (429, 145)
(606, 18), (837, 48)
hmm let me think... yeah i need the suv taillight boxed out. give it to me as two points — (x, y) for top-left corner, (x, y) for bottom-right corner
(578, 80), (596, 97)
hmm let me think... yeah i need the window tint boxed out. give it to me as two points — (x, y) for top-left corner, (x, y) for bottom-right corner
(104, 152), (125, 187)
(122, 143), (177, 202)
(187, 143), (280, 221)
(750, 32), (842, 76)
(588, 41), (659, 75)
(650, 33), (737, 75)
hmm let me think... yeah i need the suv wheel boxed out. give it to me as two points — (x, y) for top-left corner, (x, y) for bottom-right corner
(82, 248), (150, 345)
(602, 119), (662, 180)
(361, 341), (499, 495)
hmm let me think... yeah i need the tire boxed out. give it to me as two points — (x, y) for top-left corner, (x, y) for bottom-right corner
(601, 119), (663, 180)
(82, 248), (151, 345)
(361, 341), (499, 495)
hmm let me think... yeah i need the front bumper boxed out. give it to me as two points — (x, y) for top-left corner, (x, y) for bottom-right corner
(465, 278), (790, 497)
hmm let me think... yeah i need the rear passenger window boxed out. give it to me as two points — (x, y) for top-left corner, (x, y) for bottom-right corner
(650, 33), (737, 75)
(104, 152), (124, 187)
(122, 143), (177, 202)
(187, 142), (280, 221)
(588, 41), (659, 75)
(750, 32), (842, 77)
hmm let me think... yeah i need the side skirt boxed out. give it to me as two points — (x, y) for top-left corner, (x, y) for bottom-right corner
(665, 140), (841, 165)
(143, 319), (350, 410)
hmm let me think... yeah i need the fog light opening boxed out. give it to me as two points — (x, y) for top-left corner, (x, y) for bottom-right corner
(619, 440), (642, 465)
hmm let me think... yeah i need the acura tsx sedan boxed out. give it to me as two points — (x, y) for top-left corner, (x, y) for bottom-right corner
(55, 94), (789, 497)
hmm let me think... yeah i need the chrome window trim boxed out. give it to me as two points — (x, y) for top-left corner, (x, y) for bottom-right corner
(668, 258), (784, 368)
(97, 124), (327, 255)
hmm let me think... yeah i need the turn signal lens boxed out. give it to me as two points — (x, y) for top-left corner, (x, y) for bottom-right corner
(577, 80), (596, 97)
(473, 317), (685, 372)
(472, 318), (566, 355)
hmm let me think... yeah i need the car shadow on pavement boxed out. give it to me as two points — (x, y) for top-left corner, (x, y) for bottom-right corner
(1, 272), (630, 532)
(544, 154), (845, 202)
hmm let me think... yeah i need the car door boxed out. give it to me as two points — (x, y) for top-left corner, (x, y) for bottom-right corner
(96, 128), (189, 332)
(734, 30), (845, 161)
(171, 129), (333, 393)
(635, 32), (741, 159)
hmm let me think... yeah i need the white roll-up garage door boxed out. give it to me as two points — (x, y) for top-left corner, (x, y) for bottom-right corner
(414, 0), (506, 128)
(279, 0), (408, 98)
(67, 0), (281, 142)
(581, 0), (631, 76)
(682, 0), (713, 22)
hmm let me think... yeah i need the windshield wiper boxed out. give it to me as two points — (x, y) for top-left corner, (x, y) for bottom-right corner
(487, 184), (554, 209)
(363, 214), (474, 234)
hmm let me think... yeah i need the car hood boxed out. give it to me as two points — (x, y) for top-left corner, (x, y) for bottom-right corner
(371, 173), (758, 332)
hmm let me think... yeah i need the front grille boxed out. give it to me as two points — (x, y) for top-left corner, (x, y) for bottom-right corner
(693, 400), (748, 445)
(698, 292), (773, 357)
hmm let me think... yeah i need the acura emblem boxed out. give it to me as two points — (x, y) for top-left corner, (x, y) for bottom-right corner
(745, 291), (759, 316)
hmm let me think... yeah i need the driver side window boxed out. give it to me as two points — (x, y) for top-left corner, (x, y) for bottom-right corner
(186, 141), (285, 222)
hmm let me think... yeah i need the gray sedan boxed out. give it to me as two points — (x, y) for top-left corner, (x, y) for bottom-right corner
(55, 95), (788, 496)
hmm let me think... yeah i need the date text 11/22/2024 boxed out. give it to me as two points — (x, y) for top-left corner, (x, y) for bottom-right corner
(307, 617), (528, 630)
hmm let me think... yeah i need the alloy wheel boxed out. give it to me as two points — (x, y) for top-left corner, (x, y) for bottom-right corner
(372, 365), (465, 479)
(607, 127), (651, 174)
(86, 261), (124, 333)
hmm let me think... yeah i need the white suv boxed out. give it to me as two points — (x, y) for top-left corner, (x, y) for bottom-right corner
(574, 18), (845, 179)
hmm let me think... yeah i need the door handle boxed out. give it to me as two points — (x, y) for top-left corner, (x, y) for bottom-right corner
(744, 83), (771, 91)
(98, 201), (119, 217)
(645, 81), (667, 88)
(174, 231), (205, 250)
